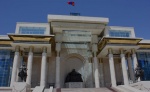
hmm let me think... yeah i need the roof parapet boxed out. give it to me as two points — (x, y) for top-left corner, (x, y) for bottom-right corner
(48, 14), (109, 24)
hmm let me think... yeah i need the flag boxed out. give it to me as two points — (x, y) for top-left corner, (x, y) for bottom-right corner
(67, 1), (75, 6)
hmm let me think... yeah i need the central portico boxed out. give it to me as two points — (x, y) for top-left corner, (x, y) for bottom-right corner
(49, 15), (109, 88)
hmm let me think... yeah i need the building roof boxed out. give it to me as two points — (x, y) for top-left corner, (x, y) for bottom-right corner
(8, 34), (54, 42)
(48, 14), (109, 24)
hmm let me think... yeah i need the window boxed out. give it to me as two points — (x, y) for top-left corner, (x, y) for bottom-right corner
(19, 27), (46, 34)
(137, 52), (150, 80)
(62, 30), (92, 42)
(0, 50), (13, 87)
(109, 30), (131, 37)
(63, 30), (91, 37)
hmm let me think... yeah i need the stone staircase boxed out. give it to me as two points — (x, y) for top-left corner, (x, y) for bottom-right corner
(130, 81), (150, 92)
(115, 86), (134, 92)
(44, 88), (115, 92)
(113, 85), (144, 92)
(26, 82), (150, 92)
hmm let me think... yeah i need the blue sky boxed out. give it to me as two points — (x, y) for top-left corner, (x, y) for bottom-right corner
(0, 0), (150, 39)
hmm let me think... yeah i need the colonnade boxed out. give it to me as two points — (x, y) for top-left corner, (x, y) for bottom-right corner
(10, 45), (138, 88)
(10, 46), (48, 87)
(107, 48), (138, 87)
(92, 47), (138, 87)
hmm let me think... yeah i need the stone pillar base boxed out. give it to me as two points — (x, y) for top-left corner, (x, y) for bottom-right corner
(65, 82), (84, 88)
(12, 82), (31, 92)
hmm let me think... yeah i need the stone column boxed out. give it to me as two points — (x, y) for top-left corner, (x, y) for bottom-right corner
(120, 49), (129, 85)
(99, 59), (104, 87)
(55, 43), (61, 88)
(26, 47), (34, 85)
(131, 49), (138, 70)
(131, 49), (140, 81)
(92, 43), (100, 88)
(55, 55), (60, 88)
(10, 46), (20, 87)
(93, 52), (100, 88)
(16, 55), (21, 82)
(40, 47), (47, 87)
(127, 53), (135, 83)
(108, 48), (116, 87)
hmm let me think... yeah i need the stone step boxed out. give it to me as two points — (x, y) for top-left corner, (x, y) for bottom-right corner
(44, 87), (54, 92)
(44, 88), (115, 92)
(44, 89), (49, 92)
(117, 86), (134, 92)
(33, 86), (44, 92)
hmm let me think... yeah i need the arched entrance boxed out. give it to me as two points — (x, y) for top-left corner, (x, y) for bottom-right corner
(60, 53), (85, 88)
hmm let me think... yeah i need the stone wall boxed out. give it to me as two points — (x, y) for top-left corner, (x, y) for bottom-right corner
(31, 57), (42, 88)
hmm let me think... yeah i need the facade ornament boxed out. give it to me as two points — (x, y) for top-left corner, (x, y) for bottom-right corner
(65, 69), (83, 83)
(18, 64), (27, 82)
(135, 64), (144, 81)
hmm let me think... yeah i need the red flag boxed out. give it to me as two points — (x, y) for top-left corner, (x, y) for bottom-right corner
(67, 1), (75, 6)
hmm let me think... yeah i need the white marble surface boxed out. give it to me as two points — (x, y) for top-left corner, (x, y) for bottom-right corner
(32, 86), (44, 92)
(65, 82), (84, 88)
(12, 82), (30, 92)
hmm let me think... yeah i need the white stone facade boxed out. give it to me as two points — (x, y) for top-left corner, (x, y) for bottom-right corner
(0, 14), (150, 92)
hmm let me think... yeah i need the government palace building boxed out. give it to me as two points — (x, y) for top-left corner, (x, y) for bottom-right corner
(0, 14), (150, 92)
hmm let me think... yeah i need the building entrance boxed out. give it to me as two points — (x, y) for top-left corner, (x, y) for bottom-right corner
(60, 54), (85, 88)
